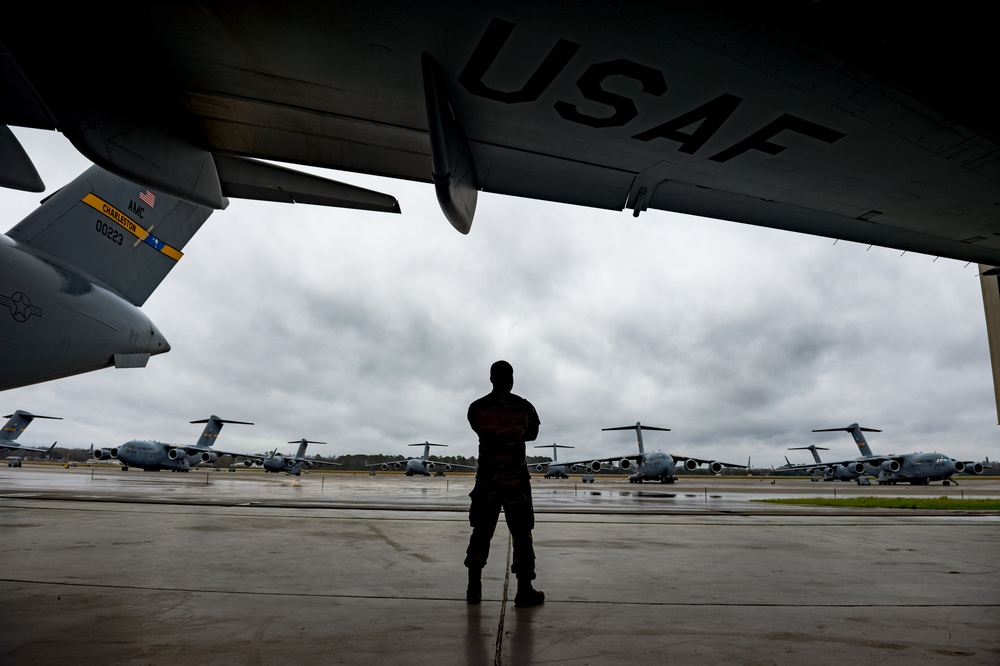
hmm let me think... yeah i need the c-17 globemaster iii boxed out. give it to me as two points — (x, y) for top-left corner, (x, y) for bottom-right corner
(367, 442), (476, 476)
(578, 422), (747, 484)
(242, 439), (342, 476)
(92, 415), (253, 472)
(782, 424), (989, 486)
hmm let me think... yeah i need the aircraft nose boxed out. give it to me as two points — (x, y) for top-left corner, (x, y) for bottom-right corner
(148, 320), (171, 355)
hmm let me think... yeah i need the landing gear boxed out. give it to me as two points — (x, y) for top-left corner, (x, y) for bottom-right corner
(121, 465), (129, 472)
(943, 480), (951, 486)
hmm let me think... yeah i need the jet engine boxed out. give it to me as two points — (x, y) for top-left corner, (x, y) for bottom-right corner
(167, 447), (188, 460)
(393, 462), (403, 470)
(535, 463), (545, 472)
(301, 461), (313, 470)
(708, 461), (723, 474)
(243, 459), (256, 467)
(683, 459), (700, 472)
(380, 463), (390, 471)
(880, 460), (901, 473)
(200, 452), (218, 464)
(850, 462), (866, 474)
(618, 458), (632, 471)
(443, 464), (452, 472)
(589, 460), (602, 473)
(93, 447), (118, 460)
(964, 462), (984, 475)
(426, 462), (436, 471)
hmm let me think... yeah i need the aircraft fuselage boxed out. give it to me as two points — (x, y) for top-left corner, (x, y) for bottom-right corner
(0, 235), (170, 390)
(629, 451), (677, 484)
(115, 440), (204, 472)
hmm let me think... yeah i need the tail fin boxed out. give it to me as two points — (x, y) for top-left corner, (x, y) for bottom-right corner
(534, 443), (574, 462)
(7, 165), (216, 306)
(812, 424), (880, 457)
(788, 445), (829, 464)
(190, 415), (254, 446)
(289, 439), (325, 460)
(1, 410), (62, 441)
(409, 441), (446, 459)
(602, 422), (671, 455)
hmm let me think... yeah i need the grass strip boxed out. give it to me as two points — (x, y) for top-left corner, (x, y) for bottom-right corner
(752, 497), (1000, 510)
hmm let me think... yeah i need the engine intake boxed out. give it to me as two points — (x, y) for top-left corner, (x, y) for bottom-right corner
(200, 452), (218, 464)
(167, 448), (188, 460)
(93, 447), (118, 460)
(683, 459), (700, 472)
(708, 461), (723, 474)
(880, 460), (901, 473)
(618, 458), (632, 471)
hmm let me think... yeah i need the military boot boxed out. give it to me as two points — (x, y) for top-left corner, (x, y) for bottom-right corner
(514, 576), (544, 608)
(466, 567), (482, 604)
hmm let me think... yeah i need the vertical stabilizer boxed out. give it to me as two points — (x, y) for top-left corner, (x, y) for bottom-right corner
(788, 445), (829, 464)
(7, 165), (218, 306)
(1, 410), (61, 441)
(288, 439), (324, 460)
(602, 422), (671, 455)
(812, 424), (880, 457)
(189, 415), (254, 446)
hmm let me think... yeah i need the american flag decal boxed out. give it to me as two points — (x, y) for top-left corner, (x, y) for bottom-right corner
(139, 189), (156, 208)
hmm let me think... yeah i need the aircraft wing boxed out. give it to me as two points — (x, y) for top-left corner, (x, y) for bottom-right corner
(4, 4), (999, 260)
(427, 459), (476, 471)
(672, 455), (748, 470)
(300, 459), (342, 468)
(365, 459), (408, 468)
(0, 440), (56, 454)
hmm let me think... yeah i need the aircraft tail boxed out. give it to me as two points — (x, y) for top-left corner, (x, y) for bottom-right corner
(788, 445), (829, 464)
(1, 410), (61, 441)
(190, 415), (254, 446)
(6, 165), (216, 306)
(534, 443), (574, 462)
(602, 422), (671, 455)
(410, 441), (446, 459)
(289, 439), (325, 460)
(813, 424), (879, 457)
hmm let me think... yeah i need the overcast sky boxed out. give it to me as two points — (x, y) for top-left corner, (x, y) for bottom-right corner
(4, 127), (998, 468)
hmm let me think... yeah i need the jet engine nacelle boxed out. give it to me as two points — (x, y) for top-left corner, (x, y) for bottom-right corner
(683, 459), (700, 472)
(850, 462), (867, 475)
(380, 463), (390, 471)
(964, 461), (984, 475)
(393, 462), (403, 470)
(618, 458), (632, 471)
(589, 460), (603, 473)
(708, 461), (723, 474)
(243, 459), (255, 467)
(443, 464), (452, 472)
(302, 461), (313, 470)
(93, 447), (118, 460)
(167, 447), (188, 460)
(880, 460), (901, 473)
(426, 462), (436, 471)
(200, 452), (218, 464)
(535, 463), (545, 472)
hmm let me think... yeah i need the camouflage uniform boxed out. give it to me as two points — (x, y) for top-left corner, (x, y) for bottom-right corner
(464, 390), (540, 578)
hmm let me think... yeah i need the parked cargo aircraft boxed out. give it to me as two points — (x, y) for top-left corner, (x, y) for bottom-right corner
(367, 442), (475, 476)
(242, 439), (342, 476)
(0, 165), (397, 391)
(0, 410), (61, 455)
(92, 415), (253, 472)
(531, 444), (575, 479)
(782, 424), (987, 486)
(586, 422), (746, 484)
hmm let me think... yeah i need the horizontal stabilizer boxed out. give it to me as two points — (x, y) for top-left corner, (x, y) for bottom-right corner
(812, 426), (881, 433)
(602, 425), (671, 432)
(113, 353), (151, 368)
(214, 156), (400, 213)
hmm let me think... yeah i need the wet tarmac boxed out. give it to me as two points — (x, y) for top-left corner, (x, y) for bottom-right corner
(1, 466), (998, 664)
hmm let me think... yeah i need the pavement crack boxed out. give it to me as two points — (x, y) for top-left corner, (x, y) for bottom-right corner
(495, 534), (512, 666)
